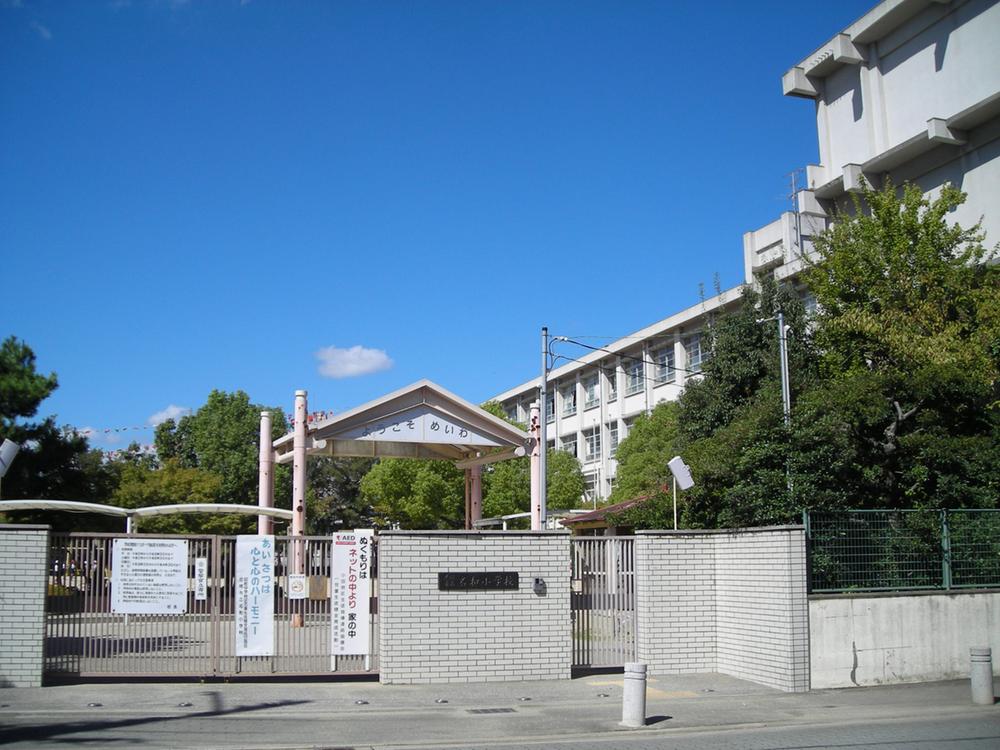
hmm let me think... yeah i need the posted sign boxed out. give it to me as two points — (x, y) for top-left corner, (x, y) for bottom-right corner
(110, 538), (188, 614)
(331, 529), (372, 659)
(235, 535), (275, 656)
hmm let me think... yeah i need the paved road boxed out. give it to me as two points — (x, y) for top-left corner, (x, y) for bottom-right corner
(1, 674), (996, 749)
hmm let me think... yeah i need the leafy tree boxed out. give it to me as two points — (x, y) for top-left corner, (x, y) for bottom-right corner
(110, 458), (243, 534)
(0, 337), (118, 529)
(306, 456), (376, 534)
(481, 449), (585, 518)
(155, 389), (291, 509)
(477, 399), (585, 519)
(802, 181), (1000, 508)
(612, 181), (1000, 531)
(361, 458), (465, 529)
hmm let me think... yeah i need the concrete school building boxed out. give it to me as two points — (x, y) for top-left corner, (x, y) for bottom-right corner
(492, 0), (1000, 507)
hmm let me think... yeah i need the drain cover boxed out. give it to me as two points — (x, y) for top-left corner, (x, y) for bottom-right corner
(467, 708), (517, 714)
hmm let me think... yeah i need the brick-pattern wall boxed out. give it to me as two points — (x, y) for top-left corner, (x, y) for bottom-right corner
(0, 525), (49, 688)
(636, 534), (716, 673)
(378, 531), (570, 684)
(635, 527), (809, 693)
(715, 529), (809, 692)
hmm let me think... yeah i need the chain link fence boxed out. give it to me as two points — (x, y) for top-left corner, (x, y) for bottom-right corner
(804, 509), (1000, 593)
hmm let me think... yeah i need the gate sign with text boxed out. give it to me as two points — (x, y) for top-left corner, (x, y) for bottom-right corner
(235, 535), (275, 656)
(111, 538), (188, 614)
(331, 529), (373, 659)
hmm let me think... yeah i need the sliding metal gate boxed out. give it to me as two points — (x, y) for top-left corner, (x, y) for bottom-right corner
(45, 532), (378, 679)
(570, 537), (636, 668)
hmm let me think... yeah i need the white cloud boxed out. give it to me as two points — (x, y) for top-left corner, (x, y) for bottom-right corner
(30, 20), (51, 40)
(316, 345), (394, 379)
(148, 404), (191, 426)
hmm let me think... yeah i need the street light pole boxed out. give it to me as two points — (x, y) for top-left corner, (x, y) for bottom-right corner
(777, 311), (791, 428)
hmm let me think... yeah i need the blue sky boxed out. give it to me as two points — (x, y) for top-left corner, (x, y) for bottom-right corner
(2, 0), (874, 448)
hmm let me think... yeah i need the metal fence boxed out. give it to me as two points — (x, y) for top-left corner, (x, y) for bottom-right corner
(804, 509), (1000, 593)
(46, 533), (378, 678)
(570, 537), (637, 668)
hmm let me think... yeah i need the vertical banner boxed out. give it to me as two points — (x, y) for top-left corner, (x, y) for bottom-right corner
(111, 538), (188, 614)
(235, 535), (275, 656)
(331, 529), (373, 661)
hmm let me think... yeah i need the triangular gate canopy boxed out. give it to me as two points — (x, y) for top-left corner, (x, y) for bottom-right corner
(273, 379), (529, 468)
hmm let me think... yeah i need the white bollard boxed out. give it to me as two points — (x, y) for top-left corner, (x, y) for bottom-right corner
(970, 647), (995, 705)
(621, 662), (647, 728)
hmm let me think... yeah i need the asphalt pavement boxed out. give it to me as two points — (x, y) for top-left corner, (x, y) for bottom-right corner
(0, 672), (997, 749)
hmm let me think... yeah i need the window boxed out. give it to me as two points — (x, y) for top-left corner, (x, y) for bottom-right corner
(561, 386), (577, 417)
(583, 374), (599, 409)
(583, 472), (598, 503)
(504, 404), (518, 423)
(605, 367), (618, 402)
(561, 436), (577, 458)
(685, 334), (705, 374)
(545, 393), (555, 423)
(546, 439), (555, 452)
(625, 357), (644, 396)
(583, 427), (601, 462)
(653, 346), (675, 384)
(608, 422), (619, 457)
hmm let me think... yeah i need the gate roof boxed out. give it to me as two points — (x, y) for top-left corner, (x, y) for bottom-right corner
(272, 379), (530, 469)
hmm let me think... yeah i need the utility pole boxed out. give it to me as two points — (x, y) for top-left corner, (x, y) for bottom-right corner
(538, 327), (548, 529)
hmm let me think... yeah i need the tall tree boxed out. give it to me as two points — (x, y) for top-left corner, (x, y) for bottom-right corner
(0, 337), (117, 528)
(154, 389), (291, 509)
(306, 456), (376, 534)
(361, 458), (465, 530)
(802, 181), (1000, 508)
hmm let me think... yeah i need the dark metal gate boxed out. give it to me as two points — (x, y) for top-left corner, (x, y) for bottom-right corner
(570, 537), (636, 668)
(45, 532), (378, 679)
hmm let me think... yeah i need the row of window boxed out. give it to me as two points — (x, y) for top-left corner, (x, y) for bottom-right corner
(505, 333), (710, 425)
(558, 421), (622, 463)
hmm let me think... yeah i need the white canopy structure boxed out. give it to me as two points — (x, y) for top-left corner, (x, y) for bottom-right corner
(261, 380), (541, 570)
(0, 499), (293, 533)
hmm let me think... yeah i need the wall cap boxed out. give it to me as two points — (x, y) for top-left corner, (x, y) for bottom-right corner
(0, 523), (51, 531)
(810, 588), (1000, 600)
(637, 525), (804, 537)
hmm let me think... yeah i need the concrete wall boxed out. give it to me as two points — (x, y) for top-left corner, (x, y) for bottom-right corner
(636, 527), (810, 692)
(378, 531), (571, 684)
(0, 525), (49, 688)
(810, 592), (1000, 689)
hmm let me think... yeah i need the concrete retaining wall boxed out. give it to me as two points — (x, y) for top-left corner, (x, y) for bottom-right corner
(810, 592), (1000, 688)
(636, 527), (810, 692)
(0, 525), (49, 688)
(378, 531), (571, 684)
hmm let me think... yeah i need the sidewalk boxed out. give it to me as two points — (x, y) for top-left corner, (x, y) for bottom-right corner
(1, 673), (996, 748)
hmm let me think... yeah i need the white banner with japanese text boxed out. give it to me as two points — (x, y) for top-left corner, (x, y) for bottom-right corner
(110, 538), (188, 614)
(235, 535), (275, 656)
(331, 529), (373, 660)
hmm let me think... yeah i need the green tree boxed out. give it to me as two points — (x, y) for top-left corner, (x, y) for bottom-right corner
(110, 458), (241, 534)
(360, 458), (465, 529)
(154, 390), (291, 509)
(802, 181), (1000, 508)
(0, 337), (118, 529)
(481, 449), (585, 519)
(306, 456), (376, 534)
(477, 399), (585, 519)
